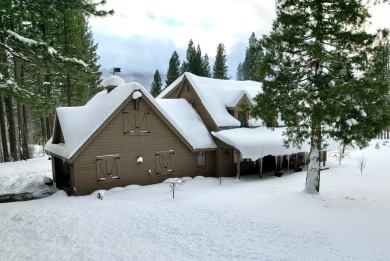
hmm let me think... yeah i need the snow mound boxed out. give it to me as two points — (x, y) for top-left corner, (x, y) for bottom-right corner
(101, 75), (125, 88)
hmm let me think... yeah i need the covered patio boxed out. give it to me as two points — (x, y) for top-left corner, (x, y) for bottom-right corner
(212, 127), (328, 179)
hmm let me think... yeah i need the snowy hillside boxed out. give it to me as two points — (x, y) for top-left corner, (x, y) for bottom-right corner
(0, 140), (389, 260)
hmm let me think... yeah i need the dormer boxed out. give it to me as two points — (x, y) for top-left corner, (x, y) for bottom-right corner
(227, 94), (253, 128)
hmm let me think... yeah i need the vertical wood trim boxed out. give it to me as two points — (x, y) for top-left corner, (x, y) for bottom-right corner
(236, 151), (241, 180)
(259, 158), (263, 178)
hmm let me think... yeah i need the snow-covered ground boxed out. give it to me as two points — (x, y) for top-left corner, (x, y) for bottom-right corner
(0, 140), (389, 260)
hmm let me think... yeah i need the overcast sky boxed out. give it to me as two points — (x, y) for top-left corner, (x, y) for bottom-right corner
(89, 0), (390, 78)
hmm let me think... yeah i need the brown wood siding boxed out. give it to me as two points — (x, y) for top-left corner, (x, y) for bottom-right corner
(73, 98), (216, 196)
(70, 163), (76, 194)
(216, 143), (235, 178)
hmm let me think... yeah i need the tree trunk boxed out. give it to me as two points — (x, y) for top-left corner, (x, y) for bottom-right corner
(45, 115), (54, 141)
(13, 55), (29, 160)
(22, 105), (29, 159)
(4, 96), (18, 161)
(305, 135), (321, 193)
(63, 14), (72, 107)
(67, 74), (72, 106)
(0, 98), (10, 162)
(0, 138), (3, 162)
(17, 102), (24, 160)
(40, 116), (47, 146)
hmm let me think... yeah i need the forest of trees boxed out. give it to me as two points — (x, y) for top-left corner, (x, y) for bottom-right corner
(161, 33), (266, 95)
(0, 0), (113, 162)
(155, 39), (229, 96)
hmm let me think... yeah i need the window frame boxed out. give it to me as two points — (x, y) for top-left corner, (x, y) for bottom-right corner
(155, 150), (175, 175)
(96, 154), (121, 182)
(197, 151), (206, 168)
(123, 111), (150, 135)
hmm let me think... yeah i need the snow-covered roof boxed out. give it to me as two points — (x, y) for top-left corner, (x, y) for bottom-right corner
(212, 127), (311, 160)
(45, 83), (215, 160)
(155, 99), (216, 150)
(158, 72), (263, 128)
(212, 127), (339, 160)
(101, 75), (125, 88)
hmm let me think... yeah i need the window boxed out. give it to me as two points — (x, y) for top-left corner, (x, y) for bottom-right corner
(96, 154), (120, 182)
(197, 151), (206, 167)
(123, 111), (150, 135)
(238, 111), (248, 127)
(155, 150), (174, 175)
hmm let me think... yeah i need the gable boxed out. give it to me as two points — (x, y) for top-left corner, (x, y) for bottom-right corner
(228, 95), (253, 111)
(160, 77), (220, 131)
(45, 82), (216, 162)
(159, 73), (263, 129)
(52, 116), (64, 144)
(45, 83), (143, 160)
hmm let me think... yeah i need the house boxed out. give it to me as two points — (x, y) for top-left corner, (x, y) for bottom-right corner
(157, 72), (324, 178)
(45, 73), (325, 196)
(45, 76), (216, 195)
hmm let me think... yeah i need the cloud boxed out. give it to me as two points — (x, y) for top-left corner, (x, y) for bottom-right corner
(93, 33), (185, 74)
(89, 0), (276, 75)
(90, 0), (388, 77)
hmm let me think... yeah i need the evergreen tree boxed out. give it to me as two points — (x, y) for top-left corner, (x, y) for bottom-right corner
(251, 0), (390, 193)
(165, 51), (181, 87)
(202, 53), (211, 77)
(58, 9), (102, 106)
(237, 32), (263, 81)
(150, 70), (163, 97)
(0, 0), (112, 162)
(181, 39), (195, 74)
(181, 39), (209, 77)
(212, 43), (228, 79)
(236, 62), (244, 80)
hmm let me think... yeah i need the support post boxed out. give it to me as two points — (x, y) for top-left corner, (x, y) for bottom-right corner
(236, 151), (241, 180)
(259, 158), (263, 178)
(275, 156), (278, 171)
(280, 155), (283, 170)
(287, 155), (290, 173)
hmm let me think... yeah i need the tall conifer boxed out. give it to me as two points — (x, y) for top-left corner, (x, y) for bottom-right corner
(181, 39), (210, 77)
(165, 51), (181, 87)
(150, 70), (163, 97)
(236, 32), (263, 81)
(212, 43), (228, 79)
(251, 0), (390, 193)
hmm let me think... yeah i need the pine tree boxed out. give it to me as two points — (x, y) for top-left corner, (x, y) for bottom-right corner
(58, 9), (102, 106)
(212, 43), (228, 79)
(194, 44), (204, 76)
(0, 0), (112, 162)
(181, 39), (195, 74)
(150, 70), (163, 97)
(181, 39), (210, 77)
(165, 51), (181, 87)
(237, 32), (263, 81)
(236, 62), (244, 80)
(251, 0), (390, 193)
(202, 53), (211, 77)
